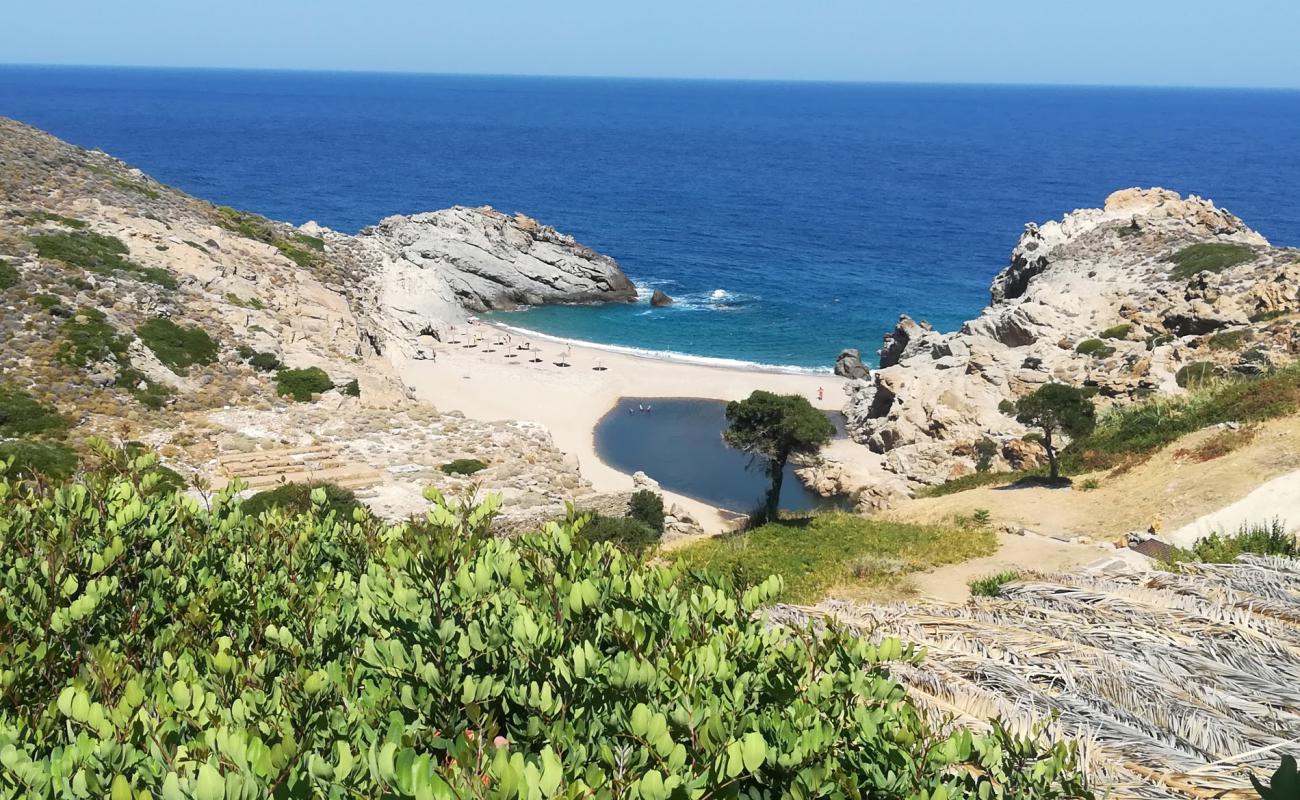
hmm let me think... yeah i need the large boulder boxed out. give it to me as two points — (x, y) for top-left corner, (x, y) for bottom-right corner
(650, 289), (674, 307)
(834, 348), (871, 379)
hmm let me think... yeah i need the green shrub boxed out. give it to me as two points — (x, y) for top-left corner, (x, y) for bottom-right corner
(56, 307), (130, 368)
(0, 439), (78, 479)
(215, 205), (276, 243)
(0, 260), (18, 290)
(575, 514), (660, 554)
(969, 570), (1020, 597)
(225, 292), (265, 310)
(629, 489), (665, 532)
(0, 385), (68, 437)
(1250, 309), (1290, 323)
(1165, 241), (1255, 279)
(242, 481), (360, 519)
(1098, 323), (1132, 340)
(114, 367), (172, 410)
(31, 230), (177, 288)
(341, 378), (361, 397)
(440, 457), (488, 476)
(18, 210), (87, 229)
(1075, 338), (1116, 358)
(1176, 361), (1217, 388)
(136, 317), (219, 375)
(1169, 519), (1298, 565)
(974, 437), (998, 472)
(275, 366), (333, 401)
(0, 459), (1091, 799)
(1206, 328), (1252, 351)
(237, 345), (283, 372)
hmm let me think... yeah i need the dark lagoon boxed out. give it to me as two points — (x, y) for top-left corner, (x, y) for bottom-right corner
(594, 397), (848, 513)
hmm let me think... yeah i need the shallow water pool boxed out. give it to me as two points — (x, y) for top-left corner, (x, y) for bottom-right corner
(594, 397), (848, 514)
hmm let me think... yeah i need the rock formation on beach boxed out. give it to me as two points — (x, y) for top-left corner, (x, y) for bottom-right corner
(0, 117), (643, 531)
(835, 188), (1300, 505)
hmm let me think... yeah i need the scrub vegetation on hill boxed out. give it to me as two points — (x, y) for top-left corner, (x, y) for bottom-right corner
(1165, 241), (1256, 279)
(920, 363), (1300, 497)
(0, 447), (1092, 799)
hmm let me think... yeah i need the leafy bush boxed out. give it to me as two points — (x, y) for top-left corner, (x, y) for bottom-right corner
(0, 439), (78, 479)
(0, 385), (67, 437)
(341, 378), (361, 397)
(575, 514), (660, 554)
(440, 457), (488, 476)
(0, 260), (18, 290)
(242, 481), (360, 519)
(1176, 361), (1217, 389)
(629, 489), (665, 532)
(1098, 323), (1132, 340)
(237, 345), (283, 372)
(0, 459), (1092, 799)
(1074, 338), (1116, 358)
(1165, 241), (1256, 278)
(969, 570), (1020, 597)
(114, 367), (172, 410)
(1206, 328), (1252, 351)
(31, 230), (177, 288)
(275, 366), (333, 401)
(225, 292), (265, 310)
(56, 307), (130, 368)
(1170, 519), (1298, 565)
(975, 437), (998, 472)
(17, 210), (87, 229)
(136, 317), (219, 375)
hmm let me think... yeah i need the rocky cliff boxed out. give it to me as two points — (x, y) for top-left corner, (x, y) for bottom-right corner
(0, 117), (637, 521)
(836, 188), (1300, 506)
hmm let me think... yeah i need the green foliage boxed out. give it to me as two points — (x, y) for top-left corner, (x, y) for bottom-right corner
(1009, 384), (1096, 481)
(1166, 520), (1298, 566)
(974, 437), (998, 473)
(1074, 338), (1115, 358)
(969, 570), (1020, 598)
(0, 455), (1091, 799)
(1098, 323), (1132, 340)
(1065, 363), (1300, 473)
(1250, 309), (1290, 323)
(676, 512), (997, 603)
(215, 205), (276, 243)
(441, 458), (488, 476)
(724, 391), (835, 518)
(0, 261), (17, 290)
(114, 368), (172, 410)
(1206, 328), (1252, 351)
(275, 366), (334, 401)
(0, 386), (67, 438)
(972, 508), (992, 526)
(914, 469), (1034, 498)
(575, 514), (660, 555)
(17, 210), (87, 229)
(30, 230), (177, 288)
(1166, 241), (1256, 279)
(225, 292), (265, 310)
(56, 307), (130, 368)
(0, 439), (79, 480)
(237, 346), (282, 372)
(136, 317), (219, 375)
(341, 378), (361, 397)
(1253, 755), (1300, 800)
(242, 481), (360, 519)
(1175, 361), (1215, 389)
(629, 490), (665, 532)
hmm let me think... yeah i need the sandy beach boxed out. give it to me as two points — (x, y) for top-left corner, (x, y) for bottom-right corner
(399, 322), (861, 531)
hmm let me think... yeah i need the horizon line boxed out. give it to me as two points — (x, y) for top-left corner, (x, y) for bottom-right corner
(3, 61), (1299, 93)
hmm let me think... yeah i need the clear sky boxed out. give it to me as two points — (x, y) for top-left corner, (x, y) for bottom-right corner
(5, 0), (1299, 89)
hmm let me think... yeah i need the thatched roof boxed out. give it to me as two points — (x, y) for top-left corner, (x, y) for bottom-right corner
(782, 555), (1300, 799)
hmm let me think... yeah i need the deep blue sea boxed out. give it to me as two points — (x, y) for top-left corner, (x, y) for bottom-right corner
(3, 66), (1299, 369)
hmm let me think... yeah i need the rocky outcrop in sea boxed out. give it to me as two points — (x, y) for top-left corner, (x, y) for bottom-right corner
(836, 188), (1300, 505)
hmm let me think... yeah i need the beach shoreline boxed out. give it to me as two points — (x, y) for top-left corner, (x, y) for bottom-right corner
(399, 321), (858, 533)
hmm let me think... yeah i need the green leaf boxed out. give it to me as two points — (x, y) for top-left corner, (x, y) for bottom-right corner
(741, 732), (767, 773)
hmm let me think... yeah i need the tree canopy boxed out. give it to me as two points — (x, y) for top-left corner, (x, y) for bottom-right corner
(1010, 383), (1096, 480)
(724, 391), (835, 517)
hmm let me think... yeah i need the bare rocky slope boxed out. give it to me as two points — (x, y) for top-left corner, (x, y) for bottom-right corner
(816, 188), (1300, 509)
(0, 117), (641, 526)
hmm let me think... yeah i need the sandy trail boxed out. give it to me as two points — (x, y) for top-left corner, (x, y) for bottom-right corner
(398, 323), (855, 531)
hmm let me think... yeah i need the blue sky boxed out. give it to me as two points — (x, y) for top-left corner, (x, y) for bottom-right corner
(5, 0), (1298, 88)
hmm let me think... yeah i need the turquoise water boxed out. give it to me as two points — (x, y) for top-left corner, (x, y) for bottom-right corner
(3, 67), (1299, 369)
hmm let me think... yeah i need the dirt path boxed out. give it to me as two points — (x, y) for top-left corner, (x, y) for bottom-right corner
(906, 531), (1109, 602)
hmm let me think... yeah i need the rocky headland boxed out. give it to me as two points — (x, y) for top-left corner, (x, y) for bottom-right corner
(820, 188), (1300, 509)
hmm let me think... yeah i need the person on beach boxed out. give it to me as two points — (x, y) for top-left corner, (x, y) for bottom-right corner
(817, 387), (824, 401)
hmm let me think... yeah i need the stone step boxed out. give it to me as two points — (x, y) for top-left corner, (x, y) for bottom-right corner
(217, 465), (385, 492)
(221, 459), (349, 479)
(217, 445), (342, 469)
